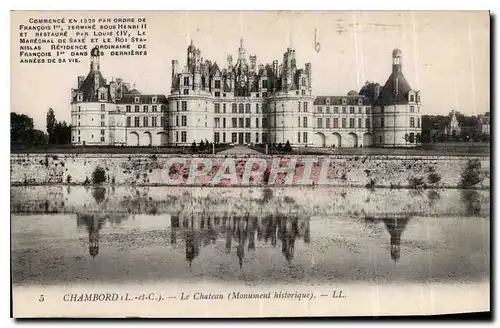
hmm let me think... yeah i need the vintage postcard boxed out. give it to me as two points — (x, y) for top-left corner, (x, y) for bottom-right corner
(10, 10), (490, 318)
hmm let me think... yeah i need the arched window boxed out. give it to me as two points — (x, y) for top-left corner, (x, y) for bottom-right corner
(239, 103), (244, 113)
(232, 103), (237, 113)
(245, 103), (251, 113)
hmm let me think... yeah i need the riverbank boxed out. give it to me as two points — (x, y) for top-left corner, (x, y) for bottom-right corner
(10, 153), (490, 189)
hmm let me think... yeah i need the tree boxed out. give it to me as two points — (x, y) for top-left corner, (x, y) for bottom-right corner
(11, 112), (34, 145)
(408, 133), (415, 143)
(199, 139), (205, 151)
(46, 108), (56, 144)
(284, 140), (292, 152)
(191, 141), (197, 152)
(53, 121), (72, 144)
(415, 133), (422, 145)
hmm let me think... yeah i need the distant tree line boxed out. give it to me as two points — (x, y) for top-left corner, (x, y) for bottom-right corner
(11, 108), (71, 147)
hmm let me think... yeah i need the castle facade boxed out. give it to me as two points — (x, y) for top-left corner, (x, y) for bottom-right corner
(70, 41), (422, 148)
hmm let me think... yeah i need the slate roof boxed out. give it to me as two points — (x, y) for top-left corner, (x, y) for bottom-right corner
(313, 95), (371, 106)
(75, 71), (107, 102)
(375, 71), (413, 106)
(115, 94), (168, 104)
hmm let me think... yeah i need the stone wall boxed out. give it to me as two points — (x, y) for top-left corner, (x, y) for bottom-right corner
(10, 153), (490, 189)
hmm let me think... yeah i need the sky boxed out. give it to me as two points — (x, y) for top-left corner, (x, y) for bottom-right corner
(11, 10), (490, 132)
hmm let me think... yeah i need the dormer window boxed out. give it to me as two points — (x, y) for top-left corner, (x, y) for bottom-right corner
(134, 97), (140, 104)
(341, 98), (346, 105)
(77, 94), (83, 101)
(358, 99), (363, 106)
(152, 96), (157, 104)
(326, 98), (330, 105)
(410, 94), (415, 102)
(100, 92), (105, 101)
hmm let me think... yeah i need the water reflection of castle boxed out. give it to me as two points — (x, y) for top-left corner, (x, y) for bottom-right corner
(366, 216), (410, 263)
(76, 212), (410, 266)
(170, 215), (311, 268)
(76, 213), (128, 258)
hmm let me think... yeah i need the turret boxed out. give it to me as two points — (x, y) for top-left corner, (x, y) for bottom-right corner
(392, 48), (402, 74)
(227, 55), (233, 70)
(77, 75), (85, 88)
(90, 46), (100, 71)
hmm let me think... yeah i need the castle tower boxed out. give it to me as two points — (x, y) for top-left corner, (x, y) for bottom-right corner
(374, 49), (422, 148)
(187, 39), (196, 70)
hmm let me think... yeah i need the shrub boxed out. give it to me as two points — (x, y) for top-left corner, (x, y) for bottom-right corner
(408, 176), (425, 189)
(427, 172), (441, 184)
(191, 141), (198, 153)
(92, 166), (106, 184)
(460, 159), (484, 189)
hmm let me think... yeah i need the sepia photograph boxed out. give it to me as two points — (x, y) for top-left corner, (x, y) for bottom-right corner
(9, 10), (490, 318)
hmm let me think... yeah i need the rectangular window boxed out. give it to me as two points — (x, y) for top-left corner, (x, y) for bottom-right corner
(410, 105), (415, 113)
(101, 104), (105, 111)
(303, 117), (308, 128)
(341, 118), (346, 128)
(245, 118), (251, 128)
(183, 77), (189, 86)
(303, 132), (308, 143)
(358, 118), (362, 128)
(326, 118), (330, 128)
(409, 117), (415, 128)
(101, 121), (105, 127)
(298, 132), (301, 143)
(326, 106), (330, 114)
(215, 91), (220, 97)
(214, 103), (220, 113)
(333, 118), (339, 128)
(181, 116), (187, 127)
(181, 101), (187, 111)
(417, 117), (421, 128)
(381, 117), (385, 127)
(255, 118), (259, 128)
(160, 117), (165, 127)
(366, 107), (371, 114)
(100, 137), (105, 142)
(176, 101), (179, 111)
(78, 106), (81, 112)
(181, 131), (187, 143)
(135, 105), (140, 112)
(126, 117), (131, 127)
(214, 132), (220, 143)
(214, 117), (220, 128)
(223, 118), (226, 128)
(126, 105), (131, 112)
(317, 118), (323, 128)
(232, 104), (237, 113)
(298, 102), (301, 112)
(143, 105), (148, 112)
(349, 118), (355, 128)
(256, 103), (260, 113)
(143, 117), (148, 127)
(358, 107), (362, 114)
(101, 114), (105, 119)
(134, 117), (140, 127)
(152, 105), (158, 112)
(239, 104), (244, 113)
(297, 117), (301, 128)
(239, 117), (244, 128)
(333, 107), (338, 114)
(317, 106), (322, 113)
(176, 131), (179, 143)
(350, 107), (355, 114)
(256, 133), (259, 144)
(223, 132), (226, 143)
(176, 116), (179, 127)
(152, 117), (157, 127)
(342, 107), (346, 114)
(245, 133), (250, 143)
(215, 80), (221, 89)
(100, 129), (105, 135)
(365, 118), (370, 129)
(232, 118), (237, 128)
(304, 102), (308, 112)
(223, 103), (226, 113)
(232, 133), (237, 143)
(262, 117), (268, 128)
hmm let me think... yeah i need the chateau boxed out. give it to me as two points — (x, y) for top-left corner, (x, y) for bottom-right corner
(70, 41), (422, 148)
